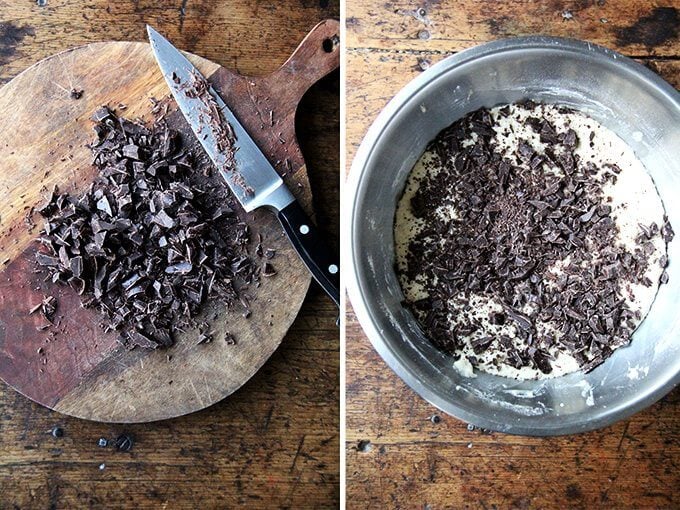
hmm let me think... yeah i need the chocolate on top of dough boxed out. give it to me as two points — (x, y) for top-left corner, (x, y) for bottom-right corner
(395, 101), (672, 379)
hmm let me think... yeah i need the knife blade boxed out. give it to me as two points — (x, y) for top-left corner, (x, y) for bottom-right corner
(147, 25), (340, 307)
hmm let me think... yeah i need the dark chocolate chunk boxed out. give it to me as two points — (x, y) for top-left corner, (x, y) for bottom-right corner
(505, 308), (532, 332)
(518, 141), (535, 160)
(262, 263), (277, 277)
(91, 106), (113, 122)
(114, 434), (134, 452)
(122, 144), (142, 160)
(197, 330), (213, 344)
(36, 253), (60, 267)
(470, 336), (493, 354)
(165, 262), (193, 274)
(151, 210), (176, 229)
(128, 330), (158, 349)
(562, 128), (577, 149)
(662, 217), (675, 243)
(70, 256), (84, 278)
(36, 295), (57, 322)
(533, 350), (553, 374)
(539, 120), (558, 143)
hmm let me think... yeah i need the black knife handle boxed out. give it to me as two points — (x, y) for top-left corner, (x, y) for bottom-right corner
(277, 201), (340, 307)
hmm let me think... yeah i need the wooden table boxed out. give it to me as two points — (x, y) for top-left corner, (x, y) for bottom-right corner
(0, 2), (339, 508)
(346, 1), (679, 508)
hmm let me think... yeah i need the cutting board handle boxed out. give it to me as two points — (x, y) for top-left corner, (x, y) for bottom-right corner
(268, 19), (339, 105)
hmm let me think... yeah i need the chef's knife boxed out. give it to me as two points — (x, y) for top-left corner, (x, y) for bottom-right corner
(147, 26), (340, 307)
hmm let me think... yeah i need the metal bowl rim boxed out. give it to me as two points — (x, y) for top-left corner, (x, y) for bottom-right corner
(345, 35), (680, 436)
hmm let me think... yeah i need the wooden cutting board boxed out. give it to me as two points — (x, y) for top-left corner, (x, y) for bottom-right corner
(0, 20), (339, 423)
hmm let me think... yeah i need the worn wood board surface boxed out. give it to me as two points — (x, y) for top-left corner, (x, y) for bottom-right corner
(346, 1), (679, 508)
(0, 17), (338, 423)
(0, 1), (339, 508)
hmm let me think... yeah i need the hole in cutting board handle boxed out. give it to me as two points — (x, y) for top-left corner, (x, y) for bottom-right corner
(322, 35), (340, 53)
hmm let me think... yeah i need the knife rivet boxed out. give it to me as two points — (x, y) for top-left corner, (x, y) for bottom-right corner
(299, 225), (310, 235)
(328, 264), (339, 274)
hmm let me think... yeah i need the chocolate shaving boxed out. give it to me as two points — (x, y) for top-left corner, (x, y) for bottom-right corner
(29, 295), (57, 323)
(176, 70), (254, 197)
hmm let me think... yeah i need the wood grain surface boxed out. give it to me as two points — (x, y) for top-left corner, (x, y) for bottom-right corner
(0, 18), (338, 423)
(0, 1), (339, 508)
(346, 1), (679, 508)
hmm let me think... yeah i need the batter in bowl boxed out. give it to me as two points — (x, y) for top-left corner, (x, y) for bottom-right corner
(395, 101), (673, 380)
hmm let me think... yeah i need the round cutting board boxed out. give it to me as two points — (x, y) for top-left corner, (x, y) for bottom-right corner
(0, 20), (339, 422)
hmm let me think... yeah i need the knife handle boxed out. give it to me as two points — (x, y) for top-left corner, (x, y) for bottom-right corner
(277, 201), (340, 308)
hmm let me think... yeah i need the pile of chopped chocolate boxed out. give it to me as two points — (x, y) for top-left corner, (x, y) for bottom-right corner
(401, 102), (672, 374)
(28, 295), (57, 327)
(35, 106), (261, 349)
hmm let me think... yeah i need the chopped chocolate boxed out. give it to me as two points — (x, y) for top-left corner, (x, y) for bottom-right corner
(262, 263), (277, 277)
(165, 262), (193, 274)
(562, 128), (577, 149)
(36, 253), (60, 267)
(505, 308), (532, 332)
(34, 106), (259, 349)
(114, 434), (134, 452)
(128, 330), (158, 350)
(532, 350), (553, 374)
(29, 295), (57, 323)
(470, 336), (493, 354)
(662, 216), (675, 243)
(152, 210), (176, 229)
(197, 331), (213, 344)
(91, 106), (113, 123)
(398, 103), (671, 375)
(122, 144), (142, 160)
(70, 256), (84, 278)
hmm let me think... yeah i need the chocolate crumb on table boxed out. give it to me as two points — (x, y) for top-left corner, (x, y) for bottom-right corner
(34, 106), (262, 350)
(28, 295), (57, 324)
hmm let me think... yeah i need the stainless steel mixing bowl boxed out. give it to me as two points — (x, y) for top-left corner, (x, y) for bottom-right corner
(346, 36), (680, 435)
